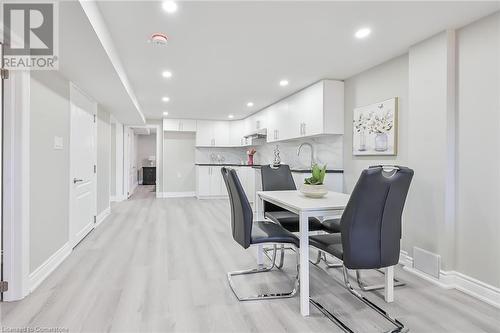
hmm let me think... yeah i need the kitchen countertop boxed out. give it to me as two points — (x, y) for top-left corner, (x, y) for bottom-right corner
(195, 163), (263, 167)
(195, 163), (343, 173)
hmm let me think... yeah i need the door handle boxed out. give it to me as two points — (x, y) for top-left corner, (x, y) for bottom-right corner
(73, 178), (84, 184)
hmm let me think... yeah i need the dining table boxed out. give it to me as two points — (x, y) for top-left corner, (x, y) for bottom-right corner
(255, 190), (351, 317)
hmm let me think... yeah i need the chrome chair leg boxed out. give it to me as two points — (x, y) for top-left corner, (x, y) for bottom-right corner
(263, 245), (295, 269)
(311, 250), (323, 265)
(227, 244), (300, 301)
(356, 269), (405, 291)
(342, 266), (408, 333)
(321, 252), (343, 268)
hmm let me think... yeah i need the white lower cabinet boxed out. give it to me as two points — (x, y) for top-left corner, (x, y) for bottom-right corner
(196, 166), (226, 198)
(196, 166), (255, 200)
(234, 167), (255, 203)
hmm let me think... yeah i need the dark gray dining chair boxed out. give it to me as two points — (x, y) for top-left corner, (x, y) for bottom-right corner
(261, 164), (334, 268)
(221, 167), (300, 301)
(309, 165), (413, 332)
(260, 164), (325, 232)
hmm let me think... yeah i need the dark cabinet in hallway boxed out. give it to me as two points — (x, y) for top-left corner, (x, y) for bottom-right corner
(142, 167), (156, 185)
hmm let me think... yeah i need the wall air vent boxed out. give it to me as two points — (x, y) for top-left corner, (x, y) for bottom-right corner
(413, 246), (441, 279)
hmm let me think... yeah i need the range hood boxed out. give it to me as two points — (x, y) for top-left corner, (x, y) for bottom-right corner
(244, 128), (267, 139)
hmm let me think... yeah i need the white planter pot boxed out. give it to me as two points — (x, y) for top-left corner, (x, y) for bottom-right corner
(299, 184), (328, 198)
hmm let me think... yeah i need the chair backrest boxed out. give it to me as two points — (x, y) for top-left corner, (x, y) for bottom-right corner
(341, 166), (414, 269)
(221, 167), (253, 249)
(260, 164), (296, 212)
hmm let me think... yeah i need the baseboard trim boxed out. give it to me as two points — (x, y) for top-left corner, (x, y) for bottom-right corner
(96, 206), (111, 227)
(110, 195), (126, 202)
(157, 191), (196, 198)
(196, 195), (228, 200)
(29, 242), (72, 292)
(399, 251), (500, 309)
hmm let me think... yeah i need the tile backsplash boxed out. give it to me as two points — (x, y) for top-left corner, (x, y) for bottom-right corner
(196, 135), (343, 169)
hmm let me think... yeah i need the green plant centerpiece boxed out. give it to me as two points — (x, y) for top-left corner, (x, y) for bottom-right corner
(300, 163), (328, 198)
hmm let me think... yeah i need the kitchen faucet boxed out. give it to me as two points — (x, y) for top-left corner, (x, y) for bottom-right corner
(297, 142), (315, 168)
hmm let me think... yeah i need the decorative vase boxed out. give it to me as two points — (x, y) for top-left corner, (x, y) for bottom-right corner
(375, 132), (388, 151)
(358, 132), (367, 151)
(299, 184), (328, 198)
(247, 154), (254, 165)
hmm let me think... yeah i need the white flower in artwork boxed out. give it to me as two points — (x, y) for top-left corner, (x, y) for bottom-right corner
(367, 109), (394, 134)
(353, 113), (369, 133)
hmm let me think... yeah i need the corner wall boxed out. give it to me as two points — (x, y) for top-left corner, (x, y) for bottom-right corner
(455, 12), (500, 287)
(29, 71), (70, 272)
(342, 12), (500, 290)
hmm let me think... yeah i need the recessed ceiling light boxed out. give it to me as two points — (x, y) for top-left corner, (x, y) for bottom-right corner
(355, 27), (371, 39)
(162, 70), (172, 78)
(228, 114), (234, 119)
(163, 111), (169, 116)
(162, 1), (178, 13)
(162, 96), (170, 102)
(247, 102), (254, 107)
(279, 80), (289, 87)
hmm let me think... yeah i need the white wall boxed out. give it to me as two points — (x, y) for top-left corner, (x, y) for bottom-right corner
(96, 107), (111, 215)
(456, 12), (500, 287)
(110, 123), (116, 196)
(164, 132), (196, 193)
(343, 54), (409, 193)
(342, 13), (500, 289)
(29, 71), (70, 272)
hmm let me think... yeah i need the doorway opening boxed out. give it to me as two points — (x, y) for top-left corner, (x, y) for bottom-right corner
(131, 127), (157, 195)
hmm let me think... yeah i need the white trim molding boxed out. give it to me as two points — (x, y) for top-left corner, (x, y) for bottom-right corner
(110, 194), (126, 202)
(399, 251), (500, 309)
(95, 206), (111, 227)
(157, 191), (196, 198)
(29, 242), (72, 292)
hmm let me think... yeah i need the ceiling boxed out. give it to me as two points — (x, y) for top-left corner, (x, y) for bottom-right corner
(70, 1), (499, 123)
(58, 2), (145, 124)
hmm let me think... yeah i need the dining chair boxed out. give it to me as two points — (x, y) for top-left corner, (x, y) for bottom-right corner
(221, 167), (300, 301)
(308, 165), (413, 332)
(260, 164), (335, 268)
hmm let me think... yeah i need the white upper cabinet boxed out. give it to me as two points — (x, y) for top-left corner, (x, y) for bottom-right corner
(163, 118), (196, 132)
(196, 120), (214, 146)
(229, 120), (245, 146)
(193, 80), (343, 146)
(195, 120), (230, 147)
(265, 80), (344, 142)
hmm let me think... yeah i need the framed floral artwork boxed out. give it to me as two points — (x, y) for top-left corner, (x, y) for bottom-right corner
(352, 97), (398, 156)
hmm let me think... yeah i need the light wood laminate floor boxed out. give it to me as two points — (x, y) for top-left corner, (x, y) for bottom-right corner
(2, 186), (499, 332)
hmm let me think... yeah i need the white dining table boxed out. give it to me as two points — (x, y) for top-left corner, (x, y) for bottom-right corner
(255, 190), (351, 317)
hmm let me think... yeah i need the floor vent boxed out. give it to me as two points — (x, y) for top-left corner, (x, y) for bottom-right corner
(413, 247), (441, 279)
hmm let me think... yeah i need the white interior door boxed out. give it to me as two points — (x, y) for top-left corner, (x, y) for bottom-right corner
(70, 83), (97, 248)
(0, 42), (4, 299)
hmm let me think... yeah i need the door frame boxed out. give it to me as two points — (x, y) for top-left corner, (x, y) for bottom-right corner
(69, 82), (97, 248)
(123, 124), (161, 199)
(1, 69), (31, 301)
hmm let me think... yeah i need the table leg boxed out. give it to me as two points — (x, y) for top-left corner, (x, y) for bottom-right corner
(384, 265), (394, 302)
(256, 195), (265, 266)
(299, 211), (310, 316)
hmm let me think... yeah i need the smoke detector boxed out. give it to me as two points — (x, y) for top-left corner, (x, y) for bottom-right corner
(149, 33), (168, 46)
